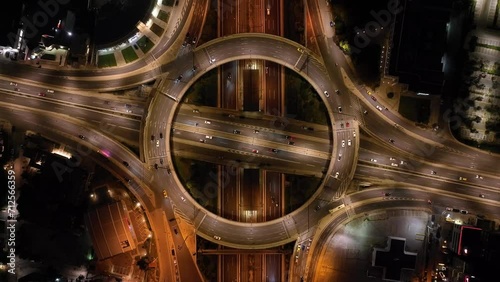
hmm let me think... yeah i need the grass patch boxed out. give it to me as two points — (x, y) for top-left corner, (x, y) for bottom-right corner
(157, 10), (170, 23)
(285, 68), (329, 125)
(182, 68), (218, 106)
(98, 53), (117, 68)
(398, 96), (431, 123)
(121, 46), (138, 63)
(40, 53), (56, 60)
(162, 0), (175, 6)
(477, 43), (500, 51)
(137, 36), (154, 54)
(284, 175), (321, 213)
(172, 157), (218, 214)
(150, 23), (165, 37)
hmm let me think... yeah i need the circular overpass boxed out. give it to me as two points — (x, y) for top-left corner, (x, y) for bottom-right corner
(144, 33), (358, 248)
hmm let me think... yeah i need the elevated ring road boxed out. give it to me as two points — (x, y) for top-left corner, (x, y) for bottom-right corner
(145, 33), (359, 248)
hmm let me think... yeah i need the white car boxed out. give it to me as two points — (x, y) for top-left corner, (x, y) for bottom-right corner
(376, 105), (383, 111)
(205, 120), (211, 124)
(353, 131), (356, 138)
(214, 235), (221, 240)
(334, 171), (340, 178)
(323, 90), (330, 98)
(390, 157), (396, 160)
(341, 140), (345, 147)
(391, 163), (398, 167)
(156, 140), (160, 147)
(347, 139), (351, 146)
(205, 135), (212, 139)
(370, 158), (377, 162)
(47, 89), (54, 93)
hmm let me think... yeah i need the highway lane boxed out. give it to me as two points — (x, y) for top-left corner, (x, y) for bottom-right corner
(0, 90), (140, 143)
(264, 171), (283, 221)
(221, 165), (239, 221)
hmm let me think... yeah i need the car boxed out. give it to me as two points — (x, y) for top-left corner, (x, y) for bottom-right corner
(254, 130), (259, 133)
(335, 89), (340, 94)
(431, 170), (437, 175)
(191, 37), (197, 44)
(227, 72), (232, 79)
(445, 207), (452, 211)
(459, 177), (467, 181)
(156, 140), (159, 147)
(233, 130), (240, 134)
(390, 157), (396, 160)
(338, 106), (342, 113)
(285, 135), (292, 140)
(341, 140), (345, 148)
(334, 171), (340, 178)
(452, 208), (460, 213)
(346, 122), (350, 127)
(174, 74), (183, 83)
(228, 114), (235, 118)
(151, 135), (155, 141)
(475, 175), (483, 179)
(174, 228), (178, 235)
(391, 163), (398, 167)
(330, 21), (334, 27)
(363, 110), (368, 114)
(353, 131), (356, 138)
(160, 133), (163, 139)
(193, 109), (200, 113)
(160, 158), (163, 164)
(252, 149), (259, 153)
(266, 7), (270, 15)
(348, 139), (352, 146)
(338, 153), (342, 161)
(384, 193), (391, 196)
(162, 190), (168, 198)
(14, 88), (20, 91)
(205, 135), (212, 139)
(78, 135), (85, 140)
(167, 168), (172, 174)
(460, 210), (468, 214)
(214, 235), (221, 240)
(122, 161), (129, 167)
(205, 120), (211, 124)
(400, 160), (405, 165)
(154, 163), (158, 170)
(323, 90), (330, 97)
(46, 89), (54, 93)
(370, 158), (377, 162)
(479, 194), (485, 198)
(297, 47), (303, 53)
(38, 92), (46, 97)
(10, 82), (17, 86)
(376, 105), (383, 111)
(199, 139), (205, 143)
(288, 141), (295, 145)
(371, 95), (377, 101)
(389, 139), (395, 143)
(340, 123), (344, 128)
(271, 149), (279, 153)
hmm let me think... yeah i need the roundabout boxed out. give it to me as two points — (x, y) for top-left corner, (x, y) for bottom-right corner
(144, 33), (359, 248)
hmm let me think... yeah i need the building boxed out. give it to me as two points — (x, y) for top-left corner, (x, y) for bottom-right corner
(389, 0), (454, 95)
(84, 200), (136, 260)
(371, 236), (417, 281)
(449, 224), (482, 258)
